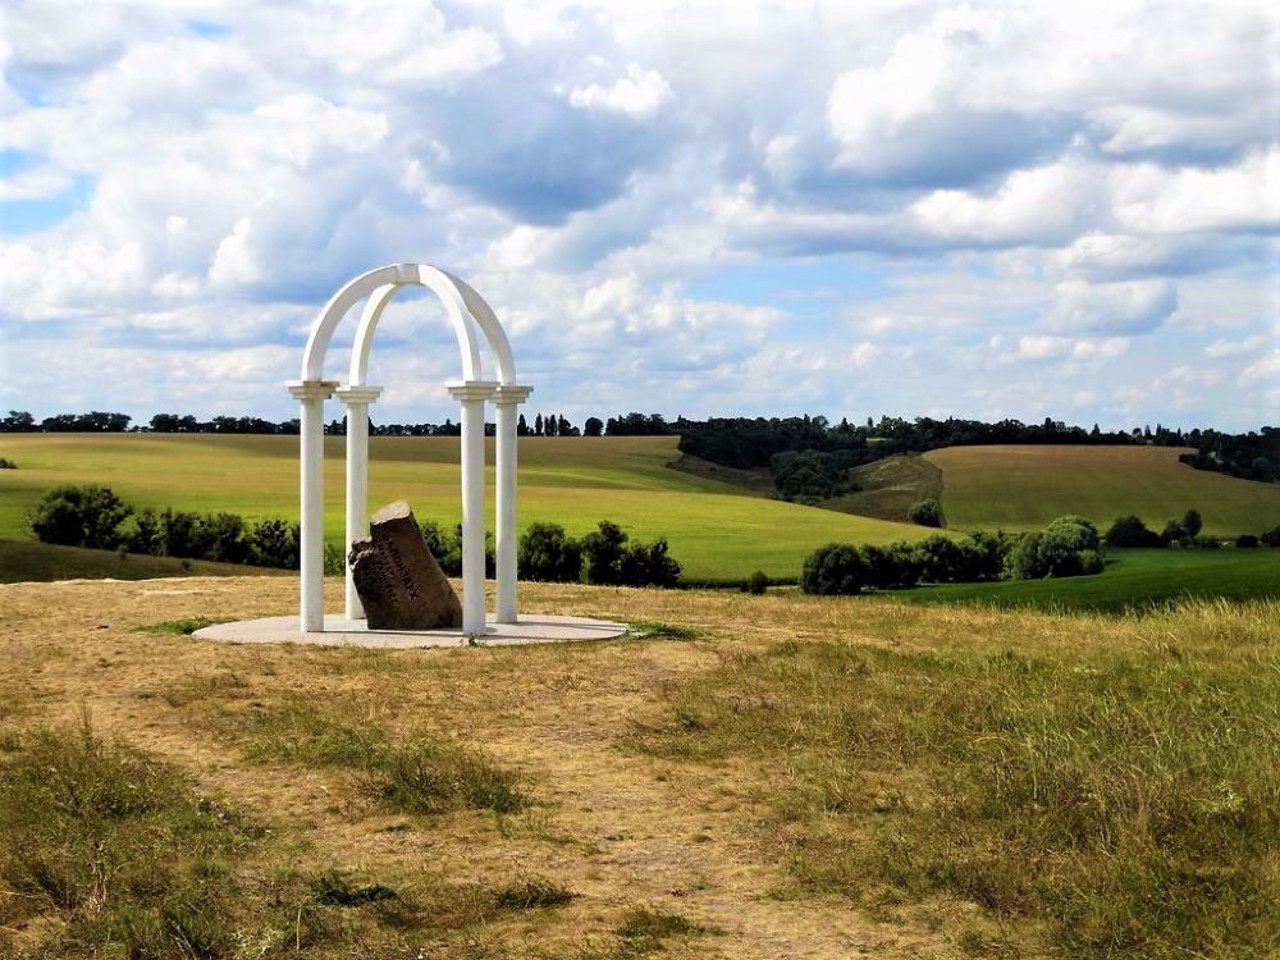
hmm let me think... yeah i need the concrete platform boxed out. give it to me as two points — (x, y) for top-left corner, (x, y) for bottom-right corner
(192, 613), (630, 649)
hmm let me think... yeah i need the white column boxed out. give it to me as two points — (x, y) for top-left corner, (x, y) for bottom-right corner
(287, 380), (337, 633)
(447, 381), (498, 635)
(334, 385), (383, 621)
(493, 384), (532, 623)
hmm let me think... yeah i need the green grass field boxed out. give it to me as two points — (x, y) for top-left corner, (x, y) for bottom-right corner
(927, 444), (1280, 535)
(0, 434), (929, 581)
(898, 548), (1280, 612)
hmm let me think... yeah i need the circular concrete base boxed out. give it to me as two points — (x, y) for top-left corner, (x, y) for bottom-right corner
(192, 613), (630, 649)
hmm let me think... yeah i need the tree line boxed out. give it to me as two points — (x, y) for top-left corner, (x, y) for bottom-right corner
(3, 408), (1273, 488)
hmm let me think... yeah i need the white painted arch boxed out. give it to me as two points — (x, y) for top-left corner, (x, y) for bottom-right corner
(289, 263), (532, 635)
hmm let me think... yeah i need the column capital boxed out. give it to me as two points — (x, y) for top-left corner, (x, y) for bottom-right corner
(286, 379), (339, 401)
(493, 383), (533, 405)
(446, 379), (499, 402)
(333, 384), (383, 405)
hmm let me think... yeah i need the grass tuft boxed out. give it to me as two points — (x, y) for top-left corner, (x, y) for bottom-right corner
(614, 906), (722, 955)
(493, 876), (577, 910)
(0, 719), (263, 955)
(238, 698), (527, 815)
(138, 616), (226, 635)
(628, 620), (702, 641)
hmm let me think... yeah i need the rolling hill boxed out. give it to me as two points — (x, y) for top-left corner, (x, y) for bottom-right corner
(0, 434), (929, 582)
(926, 444), (1280, 535)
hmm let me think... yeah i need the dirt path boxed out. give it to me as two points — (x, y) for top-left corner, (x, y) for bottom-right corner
(0, 576), (966, 958)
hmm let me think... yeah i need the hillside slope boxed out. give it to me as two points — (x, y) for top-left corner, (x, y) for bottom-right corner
(0, 434), (930, 581)
(927, 445), (1280, 535)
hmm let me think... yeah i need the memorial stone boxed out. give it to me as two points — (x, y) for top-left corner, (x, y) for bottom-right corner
(349, 501), (463, 630)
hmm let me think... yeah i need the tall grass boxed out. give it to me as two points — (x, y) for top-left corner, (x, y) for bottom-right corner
(236, 698), (527, 815)
(632, 601), (1280, 958)
(0, 718), (263, 956)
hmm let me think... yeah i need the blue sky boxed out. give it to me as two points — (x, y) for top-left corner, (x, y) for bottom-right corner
(0, 0), (1276, 430)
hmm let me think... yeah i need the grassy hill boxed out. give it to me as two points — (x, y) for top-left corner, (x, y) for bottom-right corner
(0, 538), (289, 584)
(927, 444), (1280, 535)
(0, 434), (929, 582)
(3, 576), (1276, 959)
(898, 547), (1280, 613)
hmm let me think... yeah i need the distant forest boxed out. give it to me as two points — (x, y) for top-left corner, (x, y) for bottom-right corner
(2, 408), (1276, 487)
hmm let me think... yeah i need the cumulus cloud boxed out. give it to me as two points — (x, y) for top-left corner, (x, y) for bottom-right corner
(1047, 280), (1178, 335)
(569, 64), (673, 118)
(0, 0), (1272, 431)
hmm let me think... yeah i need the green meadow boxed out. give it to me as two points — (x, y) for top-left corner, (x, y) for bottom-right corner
(899, 548), (1280, 613)
(0, 434), (928, 581)
(929, 444), (1280, 535)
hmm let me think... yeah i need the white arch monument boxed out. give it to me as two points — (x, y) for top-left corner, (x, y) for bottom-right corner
(287, 263), (532, 636)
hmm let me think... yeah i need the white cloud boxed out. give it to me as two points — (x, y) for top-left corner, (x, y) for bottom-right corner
(0, 0), (1273, 432)
(1047, 280), (1178, 335)
(569, 64), (674, 118)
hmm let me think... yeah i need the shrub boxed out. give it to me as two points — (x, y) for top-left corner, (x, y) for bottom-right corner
(581, 520), (628, 585)
(248, 517), (300, 569)
(619, 537), (682, 588)
(1236, 534), (1260, 549)
(1181, 509), (1203, 538)
(126, 508), (163, 555)
(861, 542), (922, 589)
(906, 498), (944, 528)
(1007, 516), (1104, 580)
(1105, 514), (1163, 548)
(1260, 525), (1280, 548)
(1160, 518), (1189, 546)
(801, 543), (868, 595)
(0, 457), (16, 469)
(30, 484), (133, 549)
(914, 534), (969, 583)
(517, 522), (583, 582)
(743, 570), (770, 595)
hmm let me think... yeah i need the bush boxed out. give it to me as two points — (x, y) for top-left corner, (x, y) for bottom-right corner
(1260, 525), (1280, 548)
(619, 537), (682, 588)
(906, 498), (944, 528)
(1007, 516), (1104, 580)
(801, 543), (869, 595)
(1160, 518), (1189, 546)
(30, 484), (133, 549)
(581, 520), (629, 585)
(743, 570), (770, 595)
(1236, 534), (1260, 549)
(861, 542), (922, 589)
(914, 534), (968, 583)
(517, 522), (583, 582)
(248, 517), (300, 569)
(1105, 514), (1163, 548)
(0, 457), (16, 469)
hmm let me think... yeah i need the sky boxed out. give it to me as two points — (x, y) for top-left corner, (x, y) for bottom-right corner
(0, 0), (1277, 431)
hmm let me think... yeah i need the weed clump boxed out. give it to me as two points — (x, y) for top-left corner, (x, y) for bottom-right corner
(241, 699), (526, 815)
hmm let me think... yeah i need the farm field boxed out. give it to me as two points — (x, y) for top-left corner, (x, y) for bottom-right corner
(898, 548), (1280, 613)
(2, 577), (1276, 959)
(927, 444), (1280, 535)
(0, 434), (928, 581)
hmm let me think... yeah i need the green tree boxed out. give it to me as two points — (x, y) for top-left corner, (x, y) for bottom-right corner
(30, 485), (134, 549)
(1182, 509), (1203, 538)
(906, 498), (945, 528)
(583, 416), (603, 437)
(518, 522), (583, 582)
(801, 543), (868, 595)
(580, 520), (628, 585)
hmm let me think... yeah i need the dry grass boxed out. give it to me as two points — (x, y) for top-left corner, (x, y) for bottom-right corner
(1, 575), (1276, 958)
(927, 444), (1280, 535)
